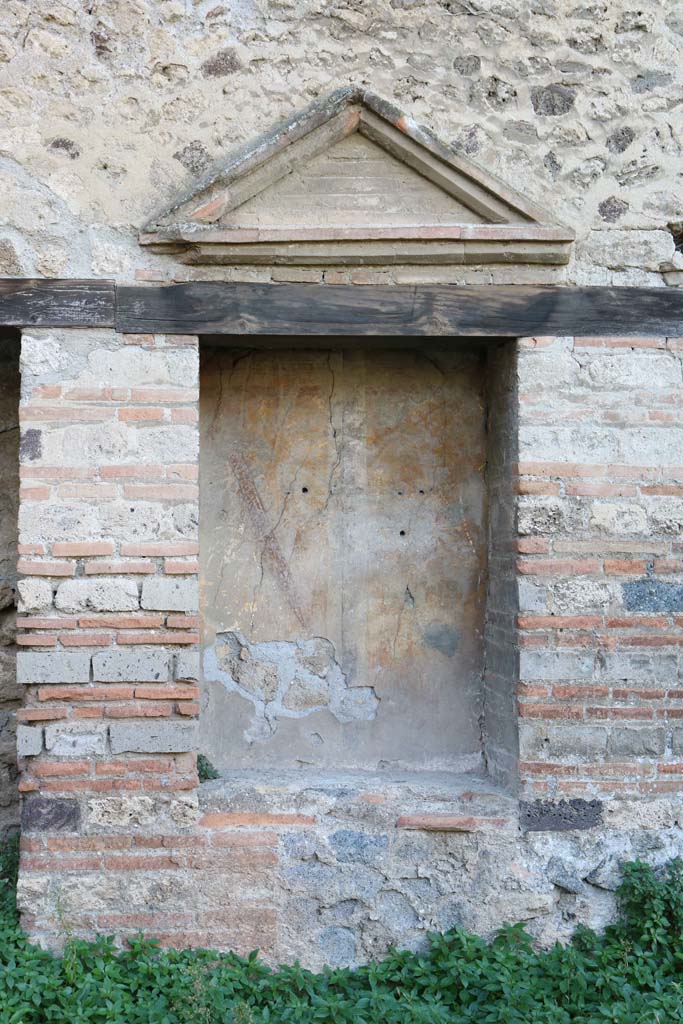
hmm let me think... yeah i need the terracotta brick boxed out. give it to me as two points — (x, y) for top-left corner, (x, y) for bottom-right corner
(177, 701), (200, 715)
(121, 542), (198, 557)
(118, 631), (198, 645)
(565, 482), (637, 497)
(59, 633), (113, 646)
(166, 615), (200, 628)
(518, 615), (602, 630)
(47, 836), (132, 851)
(53, 542), (115, 557)
(516, 480), (561, 495)
(134, 685), (200, 700)
(18, 559), (75, 577)
(84, 560), (155, 575)
(118, 407), (166, 422)
(104, 703), (173, 718)
(396, 814), (512, 831)
(123, 483), (198, 501)
(604, 559), (648, 575)
(103, 854), (178, 871)
(517, 559), (600, 576)
(171, 408), (198, 423)
(654, 560), (683, 574)
(164, 560), (199, 574)
(39, 779), (142, 794)
(20, 485), (51, 500)
(552, 685), (610, 700)
(33, 762), (90, 778)
(166, 464), (198, 481)
(79, 615), (164, 629)
(16, 708), (68, 722)
(100, 464), (165, 479)
(607, 615), (670, 628)
(130, 387), (198, 403)
(517, 704), (583, 719)
(16, 634), (57, 647)
(642, 485), (683, 496)
(38, 686), (135, 701)
(200, 812), (315, 828)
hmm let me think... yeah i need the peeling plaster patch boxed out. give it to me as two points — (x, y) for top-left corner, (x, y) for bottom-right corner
(203, 632), (379, 743)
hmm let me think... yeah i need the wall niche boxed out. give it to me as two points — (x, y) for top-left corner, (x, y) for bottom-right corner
(199, 338), (518, 782)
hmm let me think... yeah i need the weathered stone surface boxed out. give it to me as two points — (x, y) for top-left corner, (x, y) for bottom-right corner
(22, 797), (80, 832)
(109, 720), (198, 754)
(92, 648), (170, 683)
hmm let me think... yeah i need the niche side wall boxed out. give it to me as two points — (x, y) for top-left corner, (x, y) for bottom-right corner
(0, 335), (20, 837)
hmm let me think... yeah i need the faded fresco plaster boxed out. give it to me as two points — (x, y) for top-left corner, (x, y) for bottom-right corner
(200, 343), (488, 771)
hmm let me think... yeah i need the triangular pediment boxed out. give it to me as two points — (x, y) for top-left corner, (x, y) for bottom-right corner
(140, 87), (574, 266)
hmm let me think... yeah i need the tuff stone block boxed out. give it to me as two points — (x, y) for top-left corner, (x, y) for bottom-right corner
(16, 725), (43, 757)
(175, 650), (200, 681)
(16, 578), (53, 613)
(55, 579), (140, 613)
(92, 648), (171, 683)
(44, 723), (107, 757)
(17, 651), (91, 685)
(608, 728), (666, 758)
(141, 578), (199, 613)
(109, 720), (198, 754)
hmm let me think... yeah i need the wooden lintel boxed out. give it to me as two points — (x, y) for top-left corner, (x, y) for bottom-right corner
(0, 279), (115, 328)
(0, 279), (682, 338)
(115, 282), (683, 337)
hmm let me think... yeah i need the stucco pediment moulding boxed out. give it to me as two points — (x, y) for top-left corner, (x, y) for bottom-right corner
(139, 86), (574, 267)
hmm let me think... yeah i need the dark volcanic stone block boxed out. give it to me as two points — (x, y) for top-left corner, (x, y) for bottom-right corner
(623, 579), (683, 613)
(21, 797), (80, 833)
(519, 798), (603, 832)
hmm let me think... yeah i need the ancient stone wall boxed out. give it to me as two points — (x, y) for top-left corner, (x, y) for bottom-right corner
(0, 336), (20, 837)
(2, 0), (683, 969)
(0, 2), (680, 286)
(13, 329), (683, 966)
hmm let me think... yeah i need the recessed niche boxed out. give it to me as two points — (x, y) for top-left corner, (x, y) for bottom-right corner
(199, 341), (495, 774)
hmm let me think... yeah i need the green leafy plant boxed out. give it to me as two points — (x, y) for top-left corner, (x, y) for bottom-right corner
(1, 838), (683, 1023)
(197, 754), (220, 782)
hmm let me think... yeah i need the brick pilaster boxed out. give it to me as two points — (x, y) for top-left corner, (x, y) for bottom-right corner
(515, 335), (683, 801)
(15, 329), (200, 946)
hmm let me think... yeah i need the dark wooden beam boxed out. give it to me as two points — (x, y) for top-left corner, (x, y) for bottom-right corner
(1, 278), (682, 337)
(0, 279), (115, 328)
(116, 283), (683, 337)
